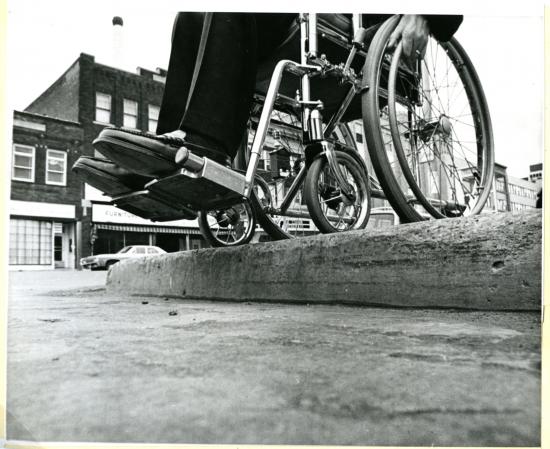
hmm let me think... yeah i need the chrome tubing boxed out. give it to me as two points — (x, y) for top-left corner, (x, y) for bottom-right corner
(309, 109), (324, 141)
(323, 141), (354, 197)
(352, 13), (362, 33)
(244, 59), (320, 197)
(308, 13), (318, 58)
(300, 13), (311, 135)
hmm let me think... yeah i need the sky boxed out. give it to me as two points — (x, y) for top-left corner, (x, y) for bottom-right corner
(4, 0), (545, 178)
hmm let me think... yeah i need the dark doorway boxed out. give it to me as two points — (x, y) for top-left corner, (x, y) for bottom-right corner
(94, 229), (125, 255)
(54, 235), (63, 262)
(156, 233), (181, 252)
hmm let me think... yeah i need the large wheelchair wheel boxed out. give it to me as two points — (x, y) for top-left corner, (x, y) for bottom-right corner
(303, 151), (371, 233)
(362, 15), (494, 222)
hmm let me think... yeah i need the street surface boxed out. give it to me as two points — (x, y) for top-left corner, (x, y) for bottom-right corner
(7, 270), (541, 445)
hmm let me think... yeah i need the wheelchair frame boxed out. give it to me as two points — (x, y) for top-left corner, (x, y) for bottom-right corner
(151, 13), (371, 215)
(117, 11), (493, 244)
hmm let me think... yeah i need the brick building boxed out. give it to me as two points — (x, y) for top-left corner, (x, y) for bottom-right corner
(9, 111), (84, 269)
(10, 52), (540, 270)
(9, 53), (206, 270)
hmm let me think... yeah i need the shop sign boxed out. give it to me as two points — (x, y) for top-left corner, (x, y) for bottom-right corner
(92, 203), (198, 228)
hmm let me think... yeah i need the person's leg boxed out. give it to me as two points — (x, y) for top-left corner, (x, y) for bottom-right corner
(155, 12), (204, 136)
(157, 12), (258, 160)
(157, 12), (296, 161)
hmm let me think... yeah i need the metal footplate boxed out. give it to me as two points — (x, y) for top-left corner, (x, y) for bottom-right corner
(146, 147), (247, 211)
(111, 190), (197, 222)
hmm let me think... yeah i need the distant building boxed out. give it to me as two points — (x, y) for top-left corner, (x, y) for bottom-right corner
(485, 163), (539, 213)
(9, 51), (541, 270)
(9, 53), (208, 270)
(506, 175), (539, 211)
(9, 111), (83, 269)
(528, 163), (543, 190)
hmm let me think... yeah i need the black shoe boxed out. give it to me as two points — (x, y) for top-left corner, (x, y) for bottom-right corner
(93, 127), (231, 177)
(72, 156), (153, 197)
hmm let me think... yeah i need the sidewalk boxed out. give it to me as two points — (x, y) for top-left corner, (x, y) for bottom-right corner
(107, 211), (542, 310)
(7, 274), (541, 446)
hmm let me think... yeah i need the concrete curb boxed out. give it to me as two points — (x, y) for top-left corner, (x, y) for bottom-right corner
(106, 211), (542, 310)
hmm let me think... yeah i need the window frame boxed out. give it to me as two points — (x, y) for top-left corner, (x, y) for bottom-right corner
(95, 92), (112, 124)
(123, 98), (139, 129)
(148, 104), (160, 133)
(9, 218), (53, 265)
(45, 149), (67, 186)
(12, 144), (35, 183)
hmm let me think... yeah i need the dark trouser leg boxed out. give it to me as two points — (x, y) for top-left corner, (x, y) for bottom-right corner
(156, 13), (203, 137)
(157, 12), (257, 160)
(157, 12), (294, 160)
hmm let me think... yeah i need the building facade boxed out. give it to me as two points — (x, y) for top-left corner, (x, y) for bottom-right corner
(9, 53), (542, 269)
(505, 175), (539, 211)
(9, 111), (84, 269)
(9, 53), (209, 270)
(484, 163), (539, 213)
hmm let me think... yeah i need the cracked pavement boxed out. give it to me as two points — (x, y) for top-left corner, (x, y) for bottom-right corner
(7, 270), (541, 445)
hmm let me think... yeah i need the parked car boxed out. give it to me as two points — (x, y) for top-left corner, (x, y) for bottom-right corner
(80, 245), (166, 270)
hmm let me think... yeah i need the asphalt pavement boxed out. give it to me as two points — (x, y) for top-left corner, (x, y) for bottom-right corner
(7, 269), (541, 445)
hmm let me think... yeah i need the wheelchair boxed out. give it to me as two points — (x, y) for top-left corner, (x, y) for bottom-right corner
(94, 13), (495, 247)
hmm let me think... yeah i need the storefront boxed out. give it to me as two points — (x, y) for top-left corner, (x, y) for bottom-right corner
(90, 202), (205, 255)
(9, 200), (76, 270)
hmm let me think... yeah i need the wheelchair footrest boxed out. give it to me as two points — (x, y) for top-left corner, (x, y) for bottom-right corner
(111, 190), (197, 222)
(146, 159), (247, 211)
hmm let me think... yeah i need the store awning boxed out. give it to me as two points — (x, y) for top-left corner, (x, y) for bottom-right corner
(94, 223), (202, 235)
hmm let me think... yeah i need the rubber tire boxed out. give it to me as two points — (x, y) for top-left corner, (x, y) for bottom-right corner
(386, 40), (494, 218)
(250, 123), (362, 240)
(248, 175), (294, 241)
(362, 15), (425, 223)
(303, 151), (371, 233)
(197, 201), (256, 248)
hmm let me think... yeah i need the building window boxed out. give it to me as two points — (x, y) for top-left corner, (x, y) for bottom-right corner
(12, 144), (35, 182)
(9, 219), (52, 265)
(123, 99), (139, 129)
(148, 105), (160, 133)
(354, 122), (364, 143)
(45, 149), (67, 186)
(261, 149), (271, 171)
(95, 92), (112, 124)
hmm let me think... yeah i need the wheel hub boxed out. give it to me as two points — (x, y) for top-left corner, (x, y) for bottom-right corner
(438, 115), (453, 137)
(415, 115), (453, 142)
(215, 208), (241, 228)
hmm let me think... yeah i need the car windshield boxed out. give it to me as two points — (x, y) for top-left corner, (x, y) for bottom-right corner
(117, 246), (133, 254)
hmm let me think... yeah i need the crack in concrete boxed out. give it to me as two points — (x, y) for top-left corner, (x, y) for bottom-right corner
(391, 407), (523, 416)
